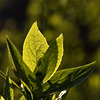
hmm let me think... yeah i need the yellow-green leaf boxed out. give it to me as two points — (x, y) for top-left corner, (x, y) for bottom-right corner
(0, 96), (5, 100)
(3, 69), (14, 100)
(23, 22), (49, 72)
(52, 94), (56, 100)
(42, 61), (95, 96)
(20, 96), (26, 100)
(35, 34), (63, 83)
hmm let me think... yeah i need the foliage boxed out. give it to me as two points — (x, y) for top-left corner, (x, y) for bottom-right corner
(0, 22), (95, 100)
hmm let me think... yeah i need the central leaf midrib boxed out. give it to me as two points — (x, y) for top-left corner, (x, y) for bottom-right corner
(30, 28), (43, 68)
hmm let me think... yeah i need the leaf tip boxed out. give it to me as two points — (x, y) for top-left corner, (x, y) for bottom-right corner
(33, 21), (38, 27)
(5, 35), (11, 45)
(5, 35), (9, 42)
(90, 61), (96, 67)
(58, 33), (63, 39)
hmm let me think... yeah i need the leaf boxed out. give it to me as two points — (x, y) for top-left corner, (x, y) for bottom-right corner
(20, 96), (26, 100)
(42, 61), (95, 96)
(3, 68), (14, 100)
(0, 96), (5, 100)
(0, 70), (25, 96)
(6, 37), (42, 98)
(52, 94), (56, 100)
(21, 81), (33, 100)
(35, 34), (63, 83)
(23, 22), (49, 72)
(0, 70), (6, 79)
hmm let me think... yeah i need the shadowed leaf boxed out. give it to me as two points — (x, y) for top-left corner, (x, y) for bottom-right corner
(6, 37), (42, 98)
(3, 69), (14, 100)
(35, 34), (63, 83)
(42, 61), (95, 96)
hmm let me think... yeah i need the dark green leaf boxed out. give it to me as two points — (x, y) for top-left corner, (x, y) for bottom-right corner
(35, 34), (63, 83)
(6, 37), (42, 98)
(0, 70), (25, 96)
(3, 68), (14, 100)
(42, 61), (95, 96)
(21, 81), (33, 100)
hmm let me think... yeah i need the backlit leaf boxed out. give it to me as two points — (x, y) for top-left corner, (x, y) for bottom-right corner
(23, 22), (49, 72)
(35, 34), (63, 83)
(0, 96), (5, 100)
(52, 94), (56, 100)
(42, 61), (95, 96)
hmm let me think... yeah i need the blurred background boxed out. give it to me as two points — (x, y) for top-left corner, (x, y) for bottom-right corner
(0, 0), (100, 100)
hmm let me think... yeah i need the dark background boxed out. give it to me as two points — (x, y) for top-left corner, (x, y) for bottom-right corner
(0, 0), (100, 100)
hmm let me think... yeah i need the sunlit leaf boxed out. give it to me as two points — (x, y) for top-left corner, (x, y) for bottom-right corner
(0, 96), (5, 100)
(3, 68), (14, 100)
(42, 61), (95, 96)
(52, 94), (56, 100)
(23, 22), (49, 72)
(35, 34), (63, 83)
(6, 37), (42, 98)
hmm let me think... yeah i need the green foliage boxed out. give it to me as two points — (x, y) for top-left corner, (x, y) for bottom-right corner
(35, 33), (63, 83)
(3, 68), (14, 100)
(23, 22), (49, 73)
(0, 22), (96, 100)
(19, 96), (25, 100)
(0, 96), (5, 100)
(42, 61), (95, 96)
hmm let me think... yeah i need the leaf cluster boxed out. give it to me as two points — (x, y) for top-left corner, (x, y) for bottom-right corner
(0, 22), (96, 100)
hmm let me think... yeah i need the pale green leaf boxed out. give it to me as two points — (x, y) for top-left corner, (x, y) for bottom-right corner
(0, 96), (5, 100)
(3, 68), (14, 100)
(6, 37), (43, 98)
(42, 61), (95, 96)
(23, 22), (49, 72)
(35, 34), (63, 83)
